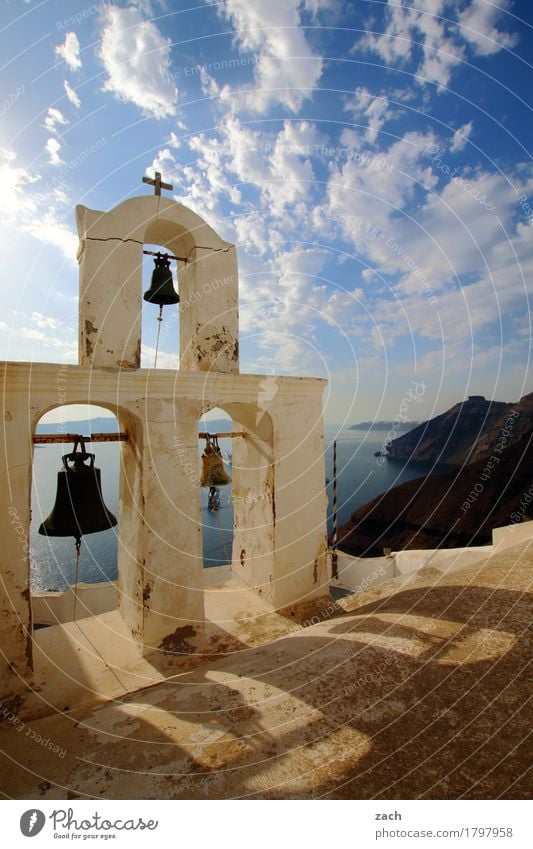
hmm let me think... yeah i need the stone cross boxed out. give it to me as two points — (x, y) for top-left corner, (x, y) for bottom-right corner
(142, 171), (173, 197)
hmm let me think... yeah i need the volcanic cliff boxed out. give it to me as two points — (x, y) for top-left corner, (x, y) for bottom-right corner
(385, 392), (533, 467)
(338, 392), (533, 557)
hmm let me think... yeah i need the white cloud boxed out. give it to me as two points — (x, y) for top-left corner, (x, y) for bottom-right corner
(360, 0), (464, 90)
(344, 87), (394, 144)
(44, 107), (68, 133)
(55, 32), (82, 71)
(458, 0), (518, 56)
(30, 312), (61, 330)
(141, 344), (179, 369)
(199, 68), (220, 99)
(149, 93), (531, 391)
(233, 212), (278, 256)
(160, 116), (326, 228)
(266, 121), (323, 211)
(1, 313), (76, 362)
(416, 7), (465, 89)
(64, 80), (81, 108)
(45, 138), (63, 166)
(324, 131), (439, 255)
(360, 0), (517, 90)
(450, 121), (473, 153)
(98, 5), (178, 119)
(0, 148), (39, 218)
(25, 211), (78, 261)
(315, 117), (533, 373)
(16, 326), (77, 355)
(213, 0), (328, 113)
(358, 0), (417, 66)
(0, 148), (77, 262)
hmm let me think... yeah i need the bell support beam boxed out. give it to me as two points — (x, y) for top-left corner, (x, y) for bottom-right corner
(198, 431), (244, 439)
(32, 431), (245, 444)
(33, 432), (129, 444)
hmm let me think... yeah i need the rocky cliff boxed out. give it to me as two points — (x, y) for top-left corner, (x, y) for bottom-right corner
(469, 391), (533, 463)
(337, 428), (533, 557)
(386, 393), (533, 467)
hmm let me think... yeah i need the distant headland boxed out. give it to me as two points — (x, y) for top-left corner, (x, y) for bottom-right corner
(349, 421), (420, 431)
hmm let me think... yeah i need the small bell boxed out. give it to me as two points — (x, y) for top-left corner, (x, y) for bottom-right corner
(143, 253), (179, 306)
(208, 486), (220, 512)
(39, 437), (117, 545)
(200, 436), (231, 487)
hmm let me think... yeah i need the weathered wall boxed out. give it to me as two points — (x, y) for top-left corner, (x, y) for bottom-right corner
(331, 552), (395, 593)
(0, 363), (327, 700)
(76, 197), (239, 373)
(228, 405), (275, 598)
(32, 582), (117, 626)
(267, 384), (330, 608)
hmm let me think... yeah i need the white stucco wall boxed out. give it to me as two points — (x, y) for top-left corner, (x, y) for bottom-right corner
(0, 362), (328, 699)
(0, 193), (329, 704)
(492, 519), (533, 551)
(76, 197), (239, 374)
(393, 546), (491, 575)
(32, 582), (117, 626)
(331, 551), (395, 594)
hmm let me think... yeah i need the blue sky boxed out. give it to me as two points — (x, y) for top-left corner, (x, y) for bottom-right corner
(0, 0), (531, 425)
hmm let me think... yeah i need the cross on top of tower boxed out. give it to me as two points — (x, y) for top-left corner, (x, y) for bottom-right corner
(142, 171), (173, 197)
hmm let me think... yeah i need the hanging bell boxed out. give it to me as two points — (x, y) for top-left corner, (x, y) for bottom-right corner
(143, 253), (179, 306)
(200, 437), (231, 487)
(38, 438), (117, 544)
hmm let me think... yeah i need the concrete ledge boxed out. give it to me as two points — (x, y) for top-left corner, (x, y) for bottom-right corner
(492, 519), (533, 551)
(331, 551), (394, 594)
(394, 546), (491, 575)
(203, 565), (232, 587)
(32, 582), (117, 626)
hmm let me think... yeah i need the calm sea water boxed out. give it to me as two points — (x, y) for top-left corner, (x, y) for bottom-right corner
(30, 426), (430, 591)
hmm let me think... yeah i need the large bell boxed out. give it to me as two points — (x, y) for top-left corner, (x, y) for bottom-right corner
(200, 437), (231, 487)
(143, 253), (179, 306)
(39, 439), (117, 545)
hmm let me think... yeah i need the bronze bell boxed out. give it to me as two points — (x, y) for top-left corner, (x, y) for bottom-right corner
(38, 438), (117, 545)
(200, 437), (231, 487)
(143, 253), (179, 306)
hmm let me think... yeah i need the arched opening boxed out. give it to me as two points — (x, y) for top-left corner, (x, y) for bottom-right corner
(30, 404), (120, 628)
(140, 243), (181, 369)
(198, 407), (234, 575)
(197, 402), (275, 596)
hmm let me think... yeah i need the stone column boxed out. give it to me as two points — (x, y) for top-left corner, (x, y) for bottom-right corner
(0, 382), (34, 697)
(121, 401), (204, 652)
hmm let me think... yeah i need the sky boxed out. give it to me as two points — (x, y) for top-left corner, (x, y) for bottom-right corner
(0, 0), (531, 426)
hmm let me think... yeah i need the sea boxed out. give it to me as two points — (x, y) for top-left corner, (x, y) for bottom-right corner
(29, 421), (431, 592)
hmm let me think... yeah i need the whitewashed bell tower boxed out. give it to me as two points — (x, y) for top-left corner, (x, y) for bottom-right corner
(0, 176), (329, 701)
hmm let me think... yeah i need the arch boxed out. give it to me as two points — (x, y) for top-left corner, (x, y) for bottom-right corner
(200, 401), (275, 593)
(76, 196), (239, 374)
(140, 242), (180, 369)
(31, 405), (120, 625)
(198, 407), (234, 572)
(28, 400), (145, 644)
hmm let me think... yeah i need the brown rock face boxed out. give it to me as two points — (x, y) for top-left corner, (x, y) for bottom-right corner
(469, 392), (533, 463)
(386, 394), (533, 467)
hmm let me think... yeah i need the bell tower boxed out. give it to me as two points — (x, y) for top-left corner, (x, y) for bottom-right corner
(0, 180), (329, 703)
(76, 176), (240, 374)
